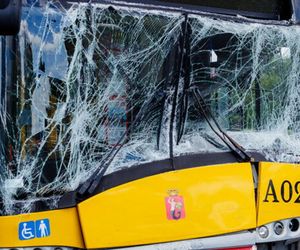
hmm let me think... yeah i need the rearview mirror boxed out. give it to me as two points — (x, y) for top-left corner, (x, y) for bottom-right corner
(0, 0), (21, 35)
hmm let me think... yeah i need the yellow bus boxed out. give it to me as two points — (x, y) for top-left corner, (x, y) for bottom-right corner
(0, 0), (300, 249)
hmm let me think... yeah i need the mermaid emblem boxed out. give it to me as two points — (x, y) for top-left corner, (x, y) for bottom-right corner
(165, 189), (185, 220)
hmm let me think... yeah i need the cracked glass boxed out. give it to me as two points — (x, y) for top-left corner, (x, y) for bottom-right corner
(0, 1), (299, 214)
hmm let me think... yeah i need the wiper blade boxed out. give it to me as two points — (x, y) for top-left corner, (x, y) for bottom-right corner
(190, 86), (253, 162)
(201, 133), (228, 151)
(76, 86), (166, 199)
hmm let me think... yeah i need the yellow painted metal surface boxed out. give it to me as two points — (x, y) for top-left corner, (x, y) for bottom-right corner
(78, 163), (256, 249)
(0, 207), (84, 248)
(257, 162), (300, 226)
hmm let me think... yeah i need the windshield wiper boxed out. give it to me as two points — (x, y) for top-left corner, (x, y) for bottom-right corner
(190, 86), (253, 162)
(76, 85), (166, 199)
(201, 133), (228, 151)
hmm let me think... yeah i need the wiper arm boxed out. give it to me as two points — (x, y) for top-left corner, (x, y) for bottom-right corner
(76, 87), (166, 199)
(190, 86), (253, 162)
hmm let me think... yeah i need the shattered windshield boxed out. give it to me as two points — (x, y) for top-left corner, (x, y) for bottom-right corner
(0, 0), (300, 214)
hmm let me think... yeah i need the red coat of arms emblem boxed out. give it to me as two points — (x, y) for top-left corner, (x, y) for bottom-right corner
(165, 189), (185, 220)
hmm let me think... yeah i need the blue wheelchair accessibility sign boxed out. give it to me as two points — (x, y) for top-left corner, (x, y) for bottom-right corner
(18, 219), (50, 240)
(19, 221), (35, 240)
